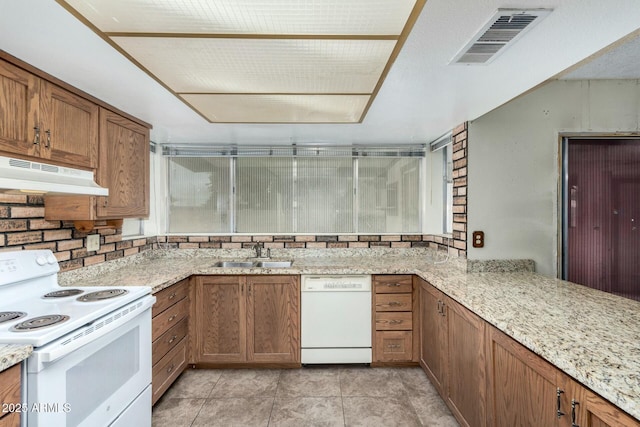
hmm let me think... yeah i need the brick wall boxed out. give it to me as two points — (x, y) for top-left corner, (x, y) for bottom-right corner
(0, 194), (154, 271)
(451, 122), (468, 256)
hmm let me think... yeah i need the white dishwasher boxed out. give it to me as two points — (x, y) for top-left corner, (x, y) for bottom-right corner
(301, 275), (372, 364)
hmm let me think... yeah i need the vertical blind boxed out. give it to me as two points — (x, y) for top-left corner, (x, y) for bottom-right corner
(167, 155), (422, 233)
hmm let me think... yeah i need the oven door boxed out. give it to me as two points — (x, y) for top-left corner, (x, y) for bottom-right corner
(25, 301), (153, 427)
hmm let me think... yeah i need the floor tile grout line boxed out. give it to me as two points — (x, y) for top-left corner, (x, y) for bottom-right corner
(266, 369), (282, 426)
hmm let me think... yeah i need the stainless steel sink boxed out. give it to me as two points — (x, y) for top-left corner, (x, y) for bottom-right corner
(212, 260), (293, 268)
(213, 261), (254, 268)
(253, 260), (293, 268)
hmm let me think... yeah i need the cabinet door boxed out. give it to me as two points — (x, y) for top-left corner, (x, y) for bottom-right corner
(486, 325), (559, 427)
(0, 59), (39, 158)
(445, 297), (486, 427)
(246, 275), (300, 363)
(418, 278), (447, 395)
(97, 108), (149, 218)
(192, 276), (246, 363)
(40, 81), (98, 168)
(558, 373), (640, 427)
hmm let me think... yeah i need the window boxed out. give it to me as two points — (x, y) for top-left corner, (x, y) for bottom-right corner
(167, 151), (424, 234)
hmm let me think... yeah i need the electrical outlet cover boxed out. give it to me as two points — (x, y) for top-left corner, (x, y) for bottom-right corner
(87, 234), (100, 252)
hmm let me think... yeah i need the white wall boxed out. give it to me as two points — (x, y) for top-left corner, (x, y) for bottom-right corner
(468, 79), (640, 277)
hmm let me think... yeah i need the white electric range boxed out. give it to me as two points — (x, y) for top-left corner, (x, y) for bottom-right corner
(0, 249), (156, 427)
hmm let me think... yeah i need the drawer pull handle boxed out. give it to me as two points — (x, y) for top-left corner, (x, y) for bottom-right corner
(388, 301), (402, 306)
(389, 320), (403, 325)
(45, 129), (51, 148)
(387, 344), (401, 349)
(33, 126), (40, 145)
(571, 399), (579, 427)
(167, 364), (175, 374)
(168, 335), (177, 345)
(387, 283), (401, 287)
(556, 388), (565, 418)
(168, 314), (177, 322)
(168, 293), (176, 300)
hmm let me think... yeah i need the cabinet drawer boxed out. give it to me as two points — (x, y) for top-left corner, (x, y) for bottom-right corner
(152, 298), (188, 342)
(0, 364), (21, 408)
(375, 293), (412, 312)
(373, 275), (413, 293)
(153, 318), (188, 366)
(152, 337), (187, 405)
(376, 331), (413, 362)
(153, 280), (189, 317)
(375, 312), (413, 330)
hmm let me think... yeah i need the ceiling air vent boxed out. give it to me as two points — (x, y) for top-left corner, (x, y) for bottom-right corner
(451, 9), (552, 65)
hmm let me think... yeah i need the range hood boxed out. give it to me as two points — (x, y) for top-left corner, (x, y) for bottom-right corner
(0, 156), (108, 196)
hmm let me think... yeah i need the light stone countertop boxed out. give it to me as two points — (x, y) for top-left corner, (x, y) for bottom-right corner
(0, 344), (32, 372)
(7, 247), (638, 421)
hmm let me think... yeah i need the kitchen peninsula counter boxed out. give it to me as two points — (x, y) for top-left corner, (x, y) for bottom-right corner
(52, 248), (639, 421)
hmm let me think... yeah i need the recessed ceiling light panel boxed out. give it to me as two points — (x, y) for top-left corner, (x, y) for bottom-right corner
(113, 37), (397, 93)
(63, 0), (418, 35)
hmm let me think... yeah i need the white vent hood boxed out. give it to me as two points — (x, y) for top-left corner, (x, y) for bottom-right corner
(0, 156), (108, 196)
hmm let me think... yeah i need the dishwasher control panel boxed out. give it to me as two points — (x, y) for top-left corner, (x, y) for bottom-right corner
(301, 275), (371, 291)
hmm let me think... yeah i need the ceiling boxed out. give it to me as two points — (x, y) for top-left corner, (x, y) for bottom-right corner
(1, 0), (640, 146)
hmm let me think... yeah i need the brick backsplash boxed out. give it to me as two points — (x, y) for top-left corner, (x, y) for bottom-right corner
(0, 194), (154, 271)
(0, 124), (468, 271)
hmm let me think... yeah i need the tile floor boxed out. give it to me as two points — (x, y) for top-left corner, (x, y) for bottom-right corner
(152, 366), (459, 427)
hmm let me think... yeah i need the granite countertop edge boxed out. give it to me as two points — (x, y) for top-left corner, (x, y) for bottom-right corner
(5, 249), (637, 420)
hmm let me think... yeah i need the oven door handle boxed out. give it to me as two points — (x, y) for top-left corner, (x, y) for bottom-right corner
(30, 296), (155, 370)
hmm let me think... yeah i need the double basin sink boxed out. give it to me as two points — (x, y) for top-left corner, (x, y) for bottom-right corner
(213, 260), (293, 268)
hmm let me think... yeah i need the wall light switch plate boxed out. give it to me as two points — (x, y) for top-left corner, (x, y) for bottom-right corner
(87, 234), (100, 252)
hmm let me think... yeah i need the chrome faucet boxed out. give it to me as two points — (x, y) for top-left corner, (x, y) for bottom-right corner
(252, 242), (270, 259)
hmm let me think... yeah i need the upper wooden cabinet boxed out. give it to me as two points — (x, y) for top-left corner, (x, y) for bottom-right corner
(45, 108), (150, 221)
(96, 108), (149, 218)
(0, 60), (98, 168)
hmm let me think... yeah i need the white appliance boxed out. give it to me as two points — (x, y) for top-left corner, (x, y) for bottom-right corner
(0, 155), (108, 196)
(0, 249), (155, 427)
(301, 275), (372, 364)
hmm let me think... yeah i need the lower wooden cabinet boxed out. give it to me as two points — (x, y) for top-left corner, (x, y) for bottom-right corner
(372, 275), (418, 364)
(191, 275), (300, 366)
(486, 324), (640, 427)
(418, 277), (486, 427)
(0, 364), (21, 427)
(152, 279), (190, 405)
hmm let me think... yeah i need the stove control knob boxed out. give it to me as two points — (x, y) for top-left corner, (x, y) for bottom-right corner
(46, 255), (57, 264)
(36, 256), (47, 266)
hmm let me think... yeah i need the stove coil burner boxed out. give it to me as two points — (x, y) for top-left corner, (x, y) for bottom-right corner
(43, 289), (84, 298)
(11, 314), (70, 331)
(77, 289), (129, 302)
(0, 311), (27, 325)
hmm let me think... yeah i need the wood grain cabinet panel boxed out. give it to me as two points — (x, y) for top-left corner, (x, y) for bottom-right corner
(152, 278), (189, 405)
(246, 276), (300, 363)
(97, 108), (149, 218)
(192, 276), (246, 363)
(418, 277), (486, 427)
(0, 59), (98, 168)
(191, 275), (300, 366)
(372, 275), (417, 364)
(0, 364), (21, 427)
(0, 59), (39, 158)
(40, 81), (98, 168)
